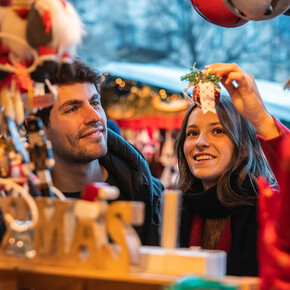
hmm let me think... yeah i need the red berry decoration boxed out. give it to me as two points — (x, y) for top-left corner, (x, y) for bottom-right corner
(190, 0), (248, 28)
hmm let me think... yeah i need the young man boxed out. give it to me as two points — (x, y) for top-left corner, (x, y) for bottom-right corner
(35, 58), (164, 246)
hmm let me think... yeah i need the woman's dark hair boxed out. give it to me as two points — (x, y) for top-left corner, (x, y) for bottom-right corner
(35, 58), (103, 126)
(174, 95), (276, 207)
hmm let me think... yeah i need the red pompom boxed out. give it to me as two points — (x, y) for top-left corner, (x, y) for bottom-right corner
(81, 182), (109, 201)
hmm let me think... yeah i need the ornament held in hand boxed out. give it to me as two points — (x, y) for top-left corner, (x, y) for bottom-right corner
(181, 66), (221, 114)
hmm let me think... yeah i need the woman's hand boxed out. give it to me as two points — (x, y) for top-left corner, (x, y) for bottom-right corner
(205, 63), (279, 139)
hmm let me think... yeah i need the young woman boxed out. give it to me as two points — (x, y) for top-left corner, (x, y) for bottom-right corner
(175, 63), (289, 276)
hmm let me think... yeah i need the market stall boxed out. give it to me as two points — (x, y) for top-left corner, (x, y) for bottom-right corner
(0, 0), (289, 289)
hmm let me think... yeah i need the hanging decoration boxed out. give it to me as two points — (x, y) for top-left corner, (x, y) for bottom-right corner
(222, 0), (290, 21)
(181, 65), (221, 114)
(189, 0), (248, 28)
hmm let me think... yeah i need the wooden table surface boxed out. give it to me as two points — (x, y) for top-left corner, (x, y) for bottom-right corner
(0, 260), (176, 290)
(0, 260), (261, 290)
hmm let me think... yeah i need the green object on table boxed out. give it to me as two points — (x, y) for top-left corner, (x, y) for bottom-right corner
(165, 275), (237, 290)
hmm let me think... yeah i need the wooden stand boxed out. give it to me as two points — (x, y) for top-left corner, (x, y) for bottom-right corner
(0, 196), (261, 289)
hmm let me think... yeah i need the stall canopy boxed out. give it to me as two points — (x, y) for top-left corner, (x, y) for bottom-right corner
(100, 62), (290, 122)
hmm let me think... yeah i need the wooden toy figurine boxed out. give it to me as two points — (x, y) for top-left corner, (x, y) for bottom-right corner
(25, 114), (55, 197)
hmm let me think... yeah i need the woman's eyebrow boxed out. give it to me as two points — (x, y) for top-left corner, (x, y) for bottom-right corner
(186, 122), (222, 130)
(186, 124), (198, 129)
(209, 122), (222, 126)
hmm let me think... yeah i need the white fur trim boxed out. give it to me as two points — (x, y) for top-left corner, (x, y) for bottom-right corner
(33, 0), (85, 55)
(37, 53), (59, 63)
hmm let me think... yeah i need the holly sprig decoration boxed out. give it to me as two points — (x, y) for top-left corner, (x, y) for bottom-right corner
(181, 66), (221, 86)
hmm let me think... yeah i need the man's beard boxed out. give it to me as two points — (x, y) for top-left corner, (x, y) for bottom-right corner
(46, 128), (108, 165)
(53, 144), (107, 165)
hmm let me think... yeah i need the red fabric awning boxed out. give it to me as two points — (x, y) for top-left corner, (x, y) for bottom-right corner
(114, 114), (185, 130)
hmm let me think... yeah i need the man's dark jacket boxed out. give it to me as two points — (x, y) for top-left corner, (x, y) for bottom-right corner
(99, 129), (164, 246)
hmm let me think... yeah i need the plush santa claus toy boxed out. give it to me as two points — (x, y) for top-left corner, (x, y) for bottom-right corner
(26, 0), (84, 82)
(0, 0), (84, 83)
(0, 0), (84, 123)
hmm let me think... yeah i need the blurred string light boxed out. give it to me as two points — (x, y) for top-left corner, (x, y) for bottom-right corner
(131, 87), (138, 93)
(115, 78), (122, 84)
(102, 72), (183, 103)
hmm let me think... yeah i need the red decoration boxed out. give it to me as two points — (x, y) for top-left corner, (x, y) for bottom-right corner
(60, 0), (67, 8)
(258, 133), (290, 289)
(15, 63), (33, 92)
(42, 10), (52, 34)
(190, 0), (248, 28)
(114, 114), (186, 131)
(38, 46), (57, 56)
(16, 8), (29, 19)
(81, 182), (109, 202)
